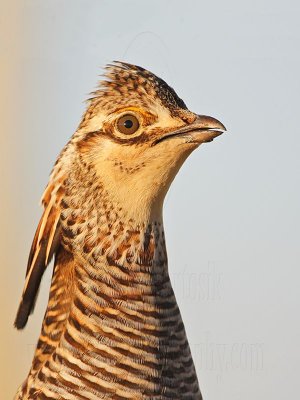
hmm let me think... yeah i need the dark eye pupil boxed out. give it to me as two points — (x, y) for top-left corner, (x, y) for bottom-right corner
(124, 119), (133, 129)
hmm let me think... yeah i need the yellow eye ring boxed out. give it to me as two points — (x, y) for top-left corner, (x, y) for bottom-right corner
(117, 114), (140, 135)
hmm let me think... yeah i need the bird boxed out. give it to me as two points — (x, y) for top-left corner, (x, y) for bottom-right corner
(14, 61), (226, 400)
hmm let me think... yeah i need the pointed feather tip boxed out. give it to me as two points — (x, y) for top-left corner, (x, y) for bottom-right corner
(111, 60), (144, 71)
(14, 302), (30, 330)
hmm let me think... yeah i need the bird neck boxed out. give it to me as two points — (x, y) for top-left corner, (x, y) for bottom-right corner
(61, 158), (169, 272)
(68, 218), (177, 349)
(58, 156), (175, 321)
(72, 218), (169, 282)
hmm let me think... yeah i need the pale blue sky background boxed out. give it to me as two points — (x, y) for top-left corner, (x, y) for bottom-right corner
(1, 0), (299, 399)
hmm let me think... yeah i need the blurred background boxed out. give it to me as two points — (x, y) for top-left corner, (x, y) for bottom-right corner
(1, 0), (299, 398)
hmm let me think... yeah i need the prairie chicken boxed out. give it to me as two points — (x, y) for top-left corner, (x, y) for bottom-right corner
(14, 62), (225, 399)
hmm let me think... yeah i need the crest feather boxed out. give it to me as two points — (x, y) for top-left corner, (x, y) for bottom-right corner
(88, 61), (187, 111)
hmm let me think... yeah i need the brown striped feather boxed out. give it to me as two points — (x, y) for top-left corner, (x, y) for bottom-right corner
(14, 177), (65, 329)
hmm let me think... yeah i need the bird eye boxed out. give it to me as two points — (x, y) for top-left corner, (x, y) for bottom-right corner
(117, 114), (140, 135)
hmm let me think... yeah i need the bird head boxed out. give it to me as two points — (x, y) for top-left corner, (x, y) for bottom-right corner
(74, 62), (226, 223)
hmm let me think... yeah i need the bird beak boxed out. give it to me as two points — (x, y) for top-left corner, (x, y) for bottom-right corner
(154, 115), (226, 145)
(184, 114), (226, 144)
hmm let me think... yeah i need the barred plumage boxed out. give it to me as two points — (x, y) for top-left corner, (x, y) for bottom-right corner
(14, 62), (225, 399)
